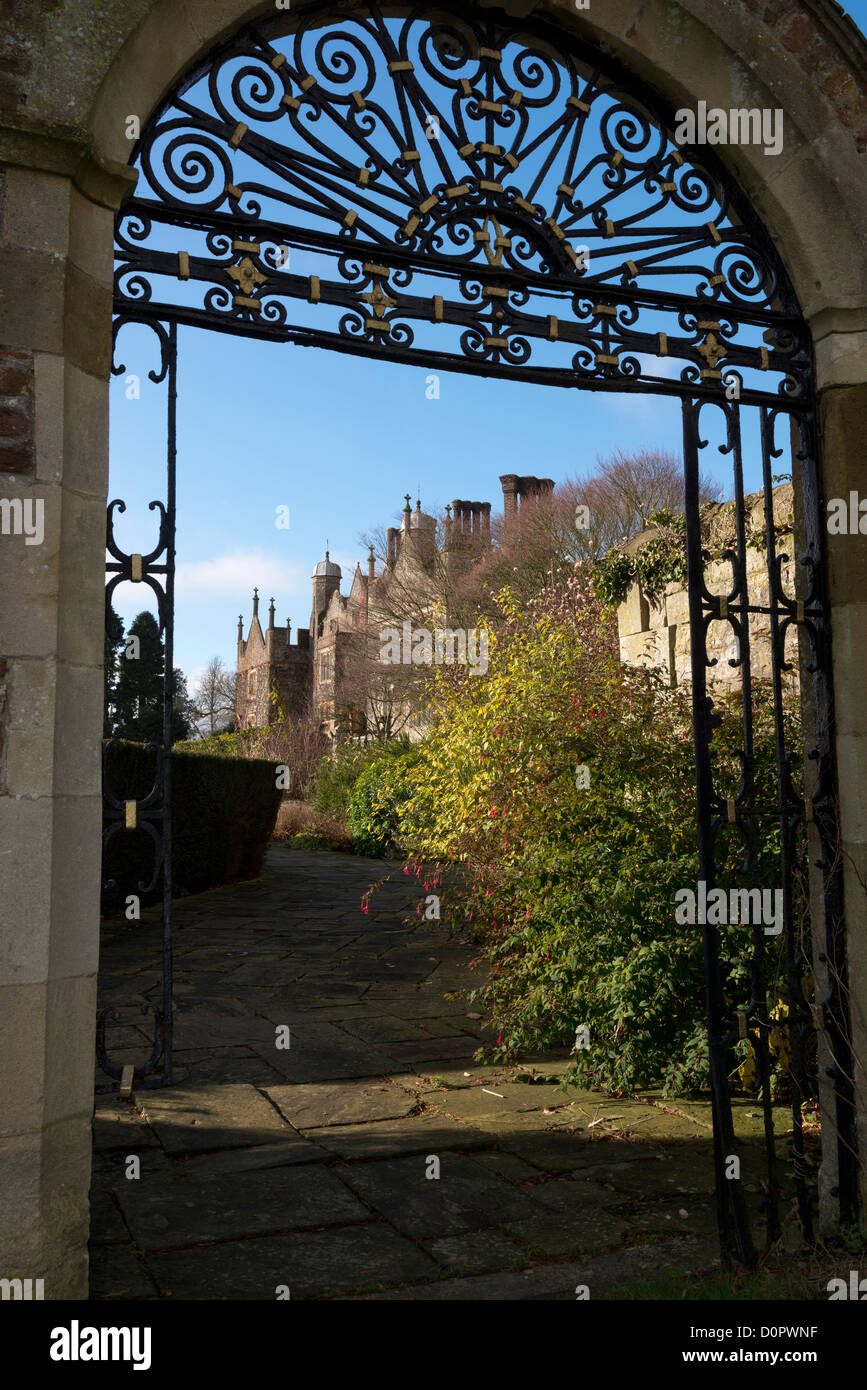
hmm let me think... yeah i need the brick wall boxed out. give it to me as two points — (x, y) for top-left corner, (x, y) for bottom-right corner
(745, 0), (867, 150)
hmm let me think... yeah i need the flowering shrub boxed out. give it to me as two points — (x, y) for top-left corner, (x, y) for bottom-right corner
(380, 568), (798, 1095)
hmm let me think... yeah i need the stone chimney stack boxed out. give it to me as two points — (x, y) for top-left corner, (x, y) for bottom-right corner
(387, 526), (399, 568)
(500, 475), (519, 521)
(500, 475), (554, 519)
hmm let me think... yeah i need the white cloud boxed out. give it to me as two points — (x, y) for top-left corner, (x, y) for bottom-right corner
(174, 549), (305, 599)
(184, 663), (208, 692)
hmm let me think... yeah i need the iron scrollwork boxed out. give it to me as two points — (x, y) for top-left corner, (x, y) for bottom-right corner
(114, 2), (810, 407)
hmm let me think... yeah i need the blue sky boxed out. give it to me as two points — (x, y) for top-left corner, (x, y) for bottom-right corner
(109, 332), (689, 686)
(109, 1), (867, 690)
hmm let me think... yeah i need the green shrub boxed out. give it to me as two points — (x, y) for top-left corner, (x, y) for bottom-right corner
(370, 574), (804, 1096)
(101, 740), (282, 913)
(176, 727), (261, 759)
(285, 832), (330, 851)
(311, 737), (412, 820)
(283, 817), (355, 853)
(347, 750), (421, 857)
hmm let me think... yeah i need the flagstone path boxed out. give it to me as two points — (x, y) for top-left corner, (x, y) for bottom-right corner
(90, 847), (780, 1301)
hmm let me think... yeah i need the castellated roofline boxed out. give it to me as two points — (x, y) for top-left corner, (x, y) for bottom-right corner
(238, 588), (310, 651)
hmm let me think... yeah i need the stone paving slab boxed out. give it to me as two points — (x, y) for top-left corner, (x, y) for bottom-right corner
(332, 1015), (432, 1043)
(91, 848), (727, 1301)
(615, 1195), (718, 1240)
(171, 1052), (288, 1088)
(381, 1035), (481, 1066)
(429, 1081), (582, 1120)
(588, 1148), (717, 1196)
(465, 1151), (543, 1183)
(347, 1238), (713, 1300)
(301, 1115), (495, 1160)
(136, 1082), (293, 1154)
(375, 996), (477, 1018)
(266, 1079), (416, 1128)
(88, 1188), (134, 1246)
(145, 1223), (440, 1300)
(169, 1138), (331, 1176)
(170, 1011), (279, 1050)
(252, 1021), (397, 1081)
(422, 1230), (531, 1276)
(93, 1143), (171, 1179)
(509, 1210), (632, 1258)
(115, 1164), (370, 1250)
(93, 1097), (163, 1151)
(335, 1152), (552, 1239)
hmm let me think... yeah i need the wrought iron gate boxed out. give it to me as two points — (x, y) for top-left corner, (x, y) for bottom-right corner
(682, 396), (857, 1259)
(100, 0), (858, 1256)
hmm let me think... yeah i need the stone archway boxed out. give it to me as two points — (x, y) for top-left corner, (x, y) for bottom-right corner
(1, 0), (865, 1297)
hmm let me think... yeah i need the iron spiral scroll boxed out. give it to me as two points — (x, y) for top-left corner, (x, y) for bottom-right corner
(115, 1), (810, 407)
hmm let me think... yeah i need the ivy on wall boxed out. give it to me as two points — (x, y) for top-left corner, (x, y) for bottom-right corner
(591, 480), (794, 611)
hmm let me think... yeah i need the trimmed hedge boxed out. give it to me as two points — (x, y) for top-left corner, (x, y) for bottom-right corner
(102, 741), (282, 914)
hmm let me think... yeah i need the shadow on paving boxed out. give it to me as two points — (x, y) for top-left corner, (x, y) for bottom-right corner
(90, 847), (788, 1301)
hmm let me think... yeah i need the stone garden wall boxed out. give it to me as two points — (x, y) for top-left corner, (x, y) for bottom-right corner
(616, 486), (799, 689)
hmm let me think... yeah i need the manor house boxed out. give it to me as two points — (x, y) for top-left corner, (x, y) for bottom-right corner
(235, 474), (554, 733)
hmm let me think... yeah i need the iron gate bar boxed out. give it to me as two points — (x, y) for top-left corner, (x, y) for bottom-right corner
(682, 394), (756, 1267)
(97, 319), (177, 1091)
(115, 219), (810, 407)
(160, 0), (801, 312)
(716, 400), (783, 1249)
(759, 405), (813, 1242)
(108, 311), (805, 410)
(115, 201), (809, 331)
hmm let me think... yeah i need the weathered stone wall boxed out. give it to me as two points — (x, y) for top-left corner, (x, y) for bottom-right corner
(616, 487), (799, 688)
(235, 601), (311, 729)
